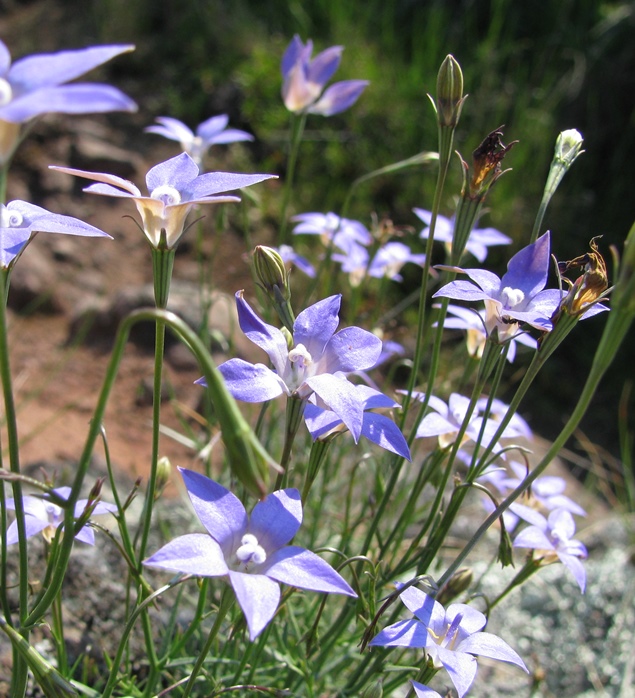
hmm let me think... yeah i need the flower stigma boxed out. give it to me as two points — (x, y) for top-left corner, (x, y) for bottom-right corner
(501, 287), (525, 309)
(0, 205), (23, 228)
(150, 184), (182, 206)
(0, 79), (12, 107)
(234, 533), (267, 571)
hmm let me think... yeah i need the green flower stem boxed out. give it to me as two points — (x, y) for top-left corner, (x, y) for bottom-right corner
(437, 302), (634, 590)
(50, 588), (68, 676)
(181, 586), (235, 698)
(489, 556), (543, 609)
(278, 112), (307, 246)
(276, 395), (307, 489)
(302, 438), (332, 501)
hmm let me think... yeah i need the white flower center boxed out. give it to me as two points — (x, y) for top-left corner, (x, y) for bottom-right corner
(288, 343), (313, 369)
(150, 184), (182, 206)
(500, 286), (525, 310)
(235, 533), (267, 571)
(0, 79), (13, 107)
(0, 206), (23, 228)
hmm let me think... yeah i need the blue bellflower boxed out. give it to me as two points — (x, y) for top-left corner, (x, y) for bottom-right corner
(433, 232), (562, 342)
(414, 208), (511, 263)
(304, 384), (411, 459)
(6, 487), (117, 546)
(144, 468), (356, 640)
(212, 292), (382, 442)
(0, 200), (112, 269)
(281, 35), (368, 116)
(146, 114), (254, 167)
(50, 153), (276, 249)
(292, 211), (372, 248)
(370, 585), (527, 698)
(0, 40), (136, 163)
(513, 506), (588, 592)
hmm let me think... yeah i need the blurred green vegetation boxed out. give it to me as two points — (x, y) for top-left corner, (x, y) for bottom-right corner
(13, 0), (635, 463)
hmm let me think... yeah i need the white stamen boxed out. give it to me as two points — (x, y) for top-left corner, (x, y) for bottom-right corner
(150, 184), (182, 206)
(235, 533), (267, 568)
(0, 206), (23, 228)
(500, 287), (525, 309)
(288, 343), (313, 369)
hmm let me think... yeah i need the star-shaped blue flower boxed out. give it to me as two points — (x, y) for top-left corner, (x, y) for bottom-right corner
(213, 292), (382, 442)
(144, 468), (356, 640)
(281, 35), (368, 116)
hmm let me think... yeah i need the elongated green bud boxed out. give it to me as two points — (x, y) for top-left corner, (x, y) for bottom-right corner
(253, 245), (295, 332)
(436, 54), (465, 129)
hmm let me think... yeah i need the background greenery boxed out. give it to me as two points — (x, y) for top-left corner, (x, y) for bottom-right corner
(11, 0), (635, 471)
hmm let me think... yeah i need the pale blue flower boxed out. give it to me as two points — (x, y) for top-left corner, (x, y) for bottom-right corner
(370, 585), (527, 698)
(144, 468), (356, 640)
(51, 153), (276, 248)
(6, 487), (117, 545)
(0, 199), (111, 269)
(146, 114), (253, 166)
(281, 35), (368, 115)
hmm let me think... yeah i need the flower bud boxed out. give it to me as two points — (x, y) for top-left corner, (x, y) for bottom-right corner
(253, 245), (290, 301)
(155, 456), (172, 498)
(360, 678), (384, 698)
(554, 129), (584, 168)
(436, 567), (473, 605)
(436, 54), (465, 129)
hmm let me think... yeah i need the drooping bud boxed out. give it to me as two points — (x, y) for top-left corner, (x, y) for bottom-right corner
(436, 567), (473, 606)
(436, 54), (465, 129)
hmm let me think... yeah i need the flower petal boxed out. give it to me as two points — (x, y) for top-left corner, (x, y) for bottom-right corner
(217, 359), (287, 402)
(308, 80), (369, 116)
(457, 631), (528, 671)
(411, 682), (444, 698)
(143, 533), (229, 576)
(235, 291), (289, 373)
(249, 488), (302, 551)
(305, 373), (363, 441)
(293, 295), (341, 359)
(49, 166), (141, 196)
(263, 546), (356, 596)
(369, 618), (430, 648)
(229, 570), (280, 640)
(179, 468), (247, 547)
(146, 152), (199, 192)
(5, 516), (49, 545)
(320, 326), (382, 373)
(361, 412), (411, 459)
(436, 648), (478, 698)
(184, 171), (276, 201)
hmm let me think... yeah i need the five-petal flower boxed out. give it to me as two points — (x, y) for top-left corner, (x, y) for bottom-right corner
(433, 232), (561, 341)
(6, 487), (117, 545)
(512, 506), (588, 592)
(370, 585), (527, 698)
(143, 468), (356, 640)
(146, 114), (254, 166)
(213, 292), (382, 441)
(50, 153), (276, 248)
(0, 199), (112, 269)
(281, 35), (368, 115)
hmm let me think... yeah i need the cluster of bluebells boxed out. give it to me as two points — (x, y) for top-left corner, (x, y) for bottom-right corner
(292, 211), (427, 285)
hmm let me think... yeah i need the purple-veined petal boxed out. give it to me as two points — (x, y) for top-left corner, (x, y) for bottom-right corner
(82, 183), (137, 199)
(217, 359), (287, 402)
(209, 127), (254, 145)
(184, 171), (276, 201)
(74, 526), (96, 545)
(249, 489), (302, 551)
(30, 213), (112, 238)
(9, 44), (134, 91)
(397, 586), (440, 626)
(229, 570), (280, 640)
(547, 508), (576, 539)
(146, 152), (199, 192)
(1, 84), (136, 121)
(411, 682), (444, 698)
(319, 326), (382, 373)
(512, 503), (548, 528)
(179, 468), (247, 547)
(0, 227), (30, 267)
(457, 631), (528, 671)
(235, 292), (289, 373)
(436, 648), (478, 698)
(305, 373), (364, 441)
(196, 114), (229, 137)
(143, 533), (229, 576)
(309, 79), (369, 116)
(281, 35), (305, 78)
(263, 546), (356, 596)
(369, 618), (430, 648)
(293, 295), (341, 358)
